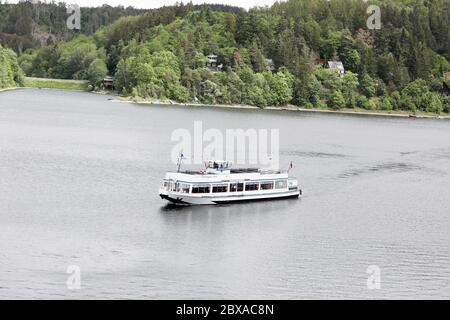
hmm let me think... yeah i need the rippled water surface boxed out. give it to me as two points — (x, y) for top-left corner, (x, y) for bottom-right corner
(1, 89), (449, 299)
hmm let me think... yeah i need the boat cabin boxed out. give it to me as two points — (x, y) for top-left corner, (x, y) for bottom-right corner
(205, 160), (232, 174)
(162, 179), (290, 195)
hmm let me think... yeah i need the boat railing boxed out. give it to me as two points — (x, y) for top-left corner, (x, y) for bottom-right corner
(230, 168), (259, 173)
(231, 168), (283, 174)
(179, 170), (207, 174)
(176, 168), (284, 175)
(259, 169), (283, 174)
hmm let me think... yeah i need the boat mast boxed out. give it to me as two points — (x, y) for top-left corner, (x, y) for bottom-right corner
(287, 161), (293, 173)
(177, 153), (184, 172)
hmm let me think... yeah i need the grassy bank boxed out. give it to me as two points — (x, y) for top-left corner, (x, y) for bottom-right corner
(118, 96), (449, 119)
(0, 87), (20, 92)
(24, 77), (89, 91)
(291, 107), (449, 119)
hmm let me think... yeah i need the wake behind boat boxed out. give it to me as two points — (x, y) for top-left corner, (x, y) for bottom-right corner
(159, 160), (301, 205)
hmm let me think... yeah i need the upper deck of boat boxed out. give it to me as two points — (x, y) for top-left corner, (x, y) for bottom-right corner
(165, 169), (288, 184)
(179, 168), (282, 175)
(165, 160), (290, 183)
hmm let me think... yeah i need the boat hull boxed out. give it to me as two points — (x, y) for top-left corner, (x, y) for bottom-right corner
(159, 189), (301, 205)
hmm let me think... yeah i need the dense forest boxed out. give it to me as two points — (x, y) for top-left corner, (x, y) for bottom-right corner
(0, 1), (242, 52)
(1, 0), (449, 114)
(0, 44), (23, 88)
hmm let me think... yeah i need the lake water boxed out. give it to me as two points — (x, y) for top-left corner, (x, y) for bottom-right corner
(1, 88), (449, 299)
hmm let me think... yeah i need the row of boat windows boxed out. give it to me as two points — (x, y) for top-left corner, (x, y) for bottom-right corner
(164, 180), (288, 194)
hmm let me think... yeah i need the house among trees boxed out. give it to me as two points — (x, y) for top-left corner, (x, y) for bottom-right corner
(327, 61), (345, 77)
(266, 59), (275, 71)
(102, 76), (114, 90)
(206, 54), (223, 72)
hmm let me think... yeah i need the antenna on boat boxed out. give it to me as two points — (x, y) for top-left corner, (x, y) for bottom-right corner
(287, 161), (293, 173)
(177, 152), (184, 172)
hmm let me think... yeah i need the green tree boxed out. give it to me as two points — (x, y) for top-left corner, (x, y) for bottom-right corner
(86, 58), (108, 87)
(425, 92), (443, 114)
(342, 71), (359, 108)
(328, 90), (345, 110)
(380, 96), (393, 111)
(0, 45), (24, 88)
(266, 68), (294, 106)
(359, 73), (376, 98)
(402, 79), (430, 111)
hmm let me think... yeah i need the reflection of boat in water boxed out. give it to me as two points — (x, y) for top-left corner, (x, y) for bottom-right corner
(159, 160), (301, 205)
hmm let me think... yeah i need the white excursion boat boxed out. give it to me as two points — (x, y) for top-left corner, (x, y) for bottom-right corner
(159, 160), (301, 205)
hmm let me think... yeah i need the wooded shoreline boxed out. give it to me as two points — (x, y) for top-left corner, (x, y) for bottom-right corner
(118, 96), (450, 120)
(2, 86), (448, 120)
